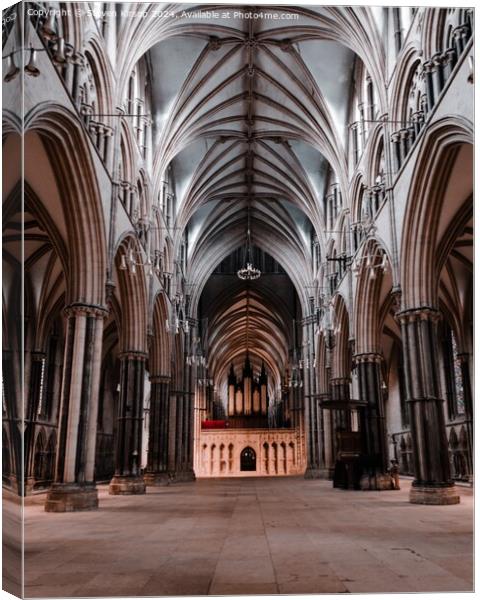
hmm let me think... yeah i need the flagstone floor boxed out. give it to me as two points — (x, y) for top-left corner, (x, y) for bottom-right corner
(23, 476), (473, 597)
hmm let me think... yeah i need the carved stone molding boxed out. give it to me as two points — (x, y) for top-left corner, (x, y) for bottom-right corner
(64, 303), (109, 319)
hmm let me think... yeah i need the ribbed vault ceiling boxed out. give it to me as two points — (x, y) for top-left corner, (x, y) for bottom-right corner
(146, 5), (375, 301)
(201, 276), (296, 405)
(144, 5), (382, 397)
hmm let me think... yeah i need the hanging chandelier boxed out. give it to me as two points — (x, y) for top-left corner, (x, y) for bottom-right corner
(237, 200), (261, 281)
(237, 262), (261, 281)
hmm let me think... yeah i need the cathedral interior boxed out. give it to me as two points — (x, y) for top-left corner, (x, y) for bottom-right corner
(2, 3), (474, 597)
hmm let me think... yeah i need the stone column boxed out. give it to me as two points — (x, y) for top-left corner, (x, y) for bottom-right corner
(180, 386), (196, 481)
(453, 24), (469, 57)
(390, 132), (402, 171)
(443, 48), (458, 79)
(304, 392), (329, 479)
(144, 376), (171, 485)
(45, 304), (106, 512)
(411, 111), (421, 138)
(329, 377), (351, 471)
(165, 389), (195, 483)
(109, 351), (147, 495)
(71, 53), (84, 107)
(63, 52), (74, 97)
(457, 353), (473, 477)
(320, 400), (335, 479)
(330, 378), (351, 431)
(104, 126), (114, 173)
(184, 389), (195, 474)
(351, 122), (359, 165)
(175, 391), (185, 474)
(422, 60), (436, 112)
(398, 308), (460, 504)
(355, 353), (391, 490)
(302, 349), (313, 477)
(24, 352), (46, 493)
(102, 3), (116, 57)
(304, 392), (319, 478)
(399, 128), (410, 163)
(304, 317), (324, 479)
(431, 52), (445, 98)
(2, 349), (21, 492)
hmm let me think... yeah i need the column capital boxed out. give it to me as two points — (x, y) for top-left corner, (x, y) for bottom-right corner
(330, 377), (350, 386)
(119, 350), (148, 361)
(150, 375), (171, 384)
(106, 280), (116, 302)
(65, 303), (109, 319)
(354, 352), (383, 364)
(72, 51), (85, 67)
(444, 47), (457, 61)
(431, 51), (445, 67)
(422, 59), (435, 73)
(390, 131), (400, 143)
(395, 306), (441, 324)
(317, 393), (331, 403)
(103, 125), (114, 137)
(453, 23), (469, 38)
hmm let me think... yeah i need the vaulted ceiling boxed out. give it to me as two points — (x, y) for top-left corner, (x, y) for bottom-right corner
(144, 6), (382, 393)
(147, 6), (381, 298)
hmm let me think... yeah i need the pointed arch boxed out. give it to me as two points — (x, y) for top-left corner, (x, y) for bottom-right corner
(354, 239), (392, 355)
(25, 103), (107, 307)
(113, 235), (148, 352)
(331, 293), (350, 379)
(151, 292), (172, 377)
(400, 117), (472, 309)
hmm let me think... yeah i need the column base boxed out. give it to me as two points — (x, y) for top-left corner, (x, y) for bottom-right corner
(144, 472), (171, 486)
(304, 467), (330, 480)
(168, 469), (196, 484)
(45, 483), (98, 512)
(409, 483), (460, 505)
(109, 475), (146, 495)
(134, 470), (196, 487)
(3, 475), (21, 495)
(360, 472), (395, 491)
(24, 477), (36, 496)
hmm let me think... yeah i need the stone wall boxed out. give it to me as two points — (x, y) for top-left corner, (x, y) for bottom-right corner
(196, 428), (306, 477)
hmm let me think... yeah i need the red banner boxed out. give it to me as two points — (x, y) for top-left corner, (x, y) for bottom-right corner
(201, 420), (228, 429)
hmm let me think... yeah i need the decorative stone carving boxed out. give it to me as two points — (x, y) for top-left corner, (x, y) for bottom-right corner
(196, 428), (305, 477)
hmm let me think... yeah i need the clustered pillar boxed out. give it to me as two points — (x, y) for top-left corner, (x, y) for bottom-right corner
(303, 329), (324, 479)
(398, 308), (460, 505)
(25, 351), (46, 494)
(45, 304), (106, 512)
(303, 392), (323, 479)
(355, 353), (391, 490)
(330, 377), (351, 432)
(168, 383), (195, 483)
(145, 371), (195, 484)
(109, 352), (148, 495)
(457, 353), (473, 477)
(144, 376), (171, 485)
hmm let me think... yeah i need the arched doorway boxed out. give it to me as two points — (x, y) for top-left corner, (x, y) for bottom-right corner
(240, 447), (256, 472)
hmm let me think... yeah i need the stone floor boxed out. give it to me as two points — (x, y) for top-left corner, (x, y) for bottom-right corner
(23, 477), (473, 597)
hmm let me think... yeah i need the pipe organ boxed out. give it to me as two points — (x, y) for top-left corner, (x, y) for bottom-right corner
(227, 356), (269, 418)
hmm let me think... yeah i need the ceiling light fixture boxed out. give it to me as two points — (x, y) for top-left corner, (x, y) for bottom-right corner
(237, 199), (261, 281)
